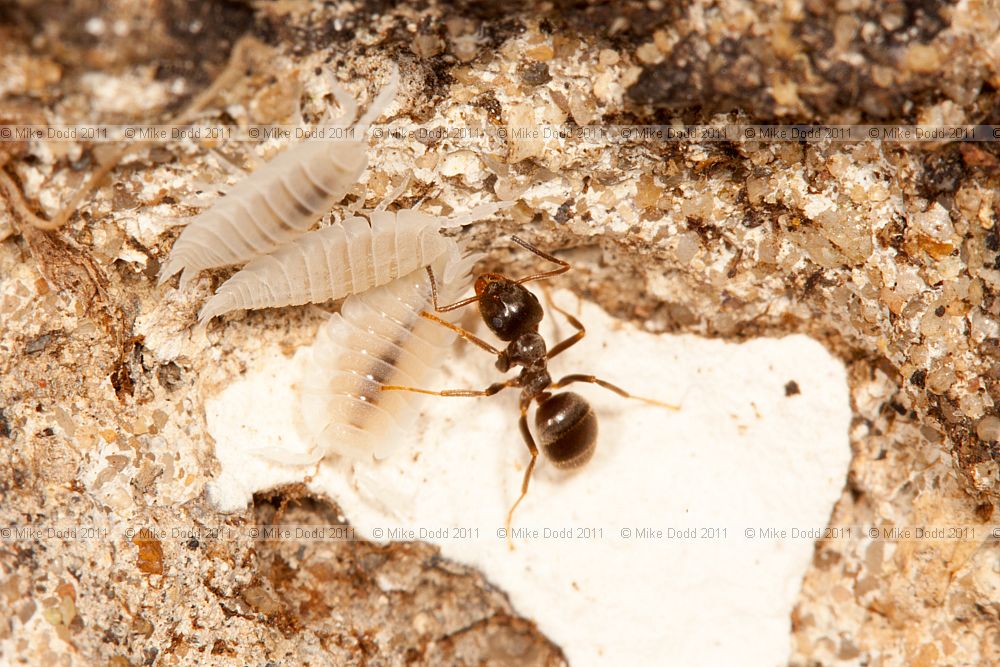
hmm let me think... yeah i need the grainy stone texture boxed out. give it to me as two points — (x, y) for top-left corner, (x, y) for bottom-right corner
(1, 0), (998, 665)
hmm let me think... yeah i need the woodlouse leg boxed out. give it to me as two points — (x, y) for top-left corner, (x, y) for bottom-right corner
(550, 374), (681, 410)
(303, 459), (323, 484)
(419, 309), (501, 356)
(321, 69), (358, 127)
(438, 201), (515, 229)
(344, 194), (365, 215)
(180, 184), (227, 209)
(381, 378), (516, 397)
(209, 149), (250, 176)
(372, 171), (412, 212)
(354, 63), (399, 131)
(250, 446), (325, 466)
(506, 399), (539, 551)
(510, 236), (571, 285)
(288, 77), (306, 129)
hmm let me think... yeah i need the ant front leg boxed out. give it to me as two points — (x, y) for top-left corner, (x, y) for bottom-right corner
(550, 374), (681, 411)
(505, 397), (540, 551)
(419, 310), (500, 356)
(419, 266), (500, 357)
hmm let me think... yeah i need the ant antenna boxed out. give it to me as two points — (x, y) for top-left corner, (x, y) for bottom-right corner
(424, 236), (570, 314)
(509, 236), (570, 285)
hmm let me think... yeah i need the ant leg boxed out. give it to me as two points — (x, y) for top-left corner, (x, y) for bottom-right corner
(419, 310), (500, 356)
(550, 374), (681, 410)
(381, 378), (516, 397)
(505, 400), (539, 550)
(541, 287), (586, 360)
(417, 267), (503, 355)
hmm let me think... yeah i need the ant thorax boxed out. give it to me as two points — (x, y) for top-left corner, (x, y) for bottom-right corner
(496, 332), (547, 372)
(496, 331), (553, 399)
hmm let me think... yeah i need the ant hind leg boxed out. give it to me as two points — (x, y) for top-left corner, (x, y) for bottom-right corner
(505, 401), (540, 551)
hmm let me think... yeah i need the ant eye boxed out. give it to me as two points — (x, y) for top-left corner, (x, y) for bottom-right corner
(491, 316), (503, 329)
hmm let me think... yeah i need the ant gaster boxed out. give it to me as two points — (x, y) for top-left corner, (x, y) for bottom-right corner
(383, 236), (677, 543)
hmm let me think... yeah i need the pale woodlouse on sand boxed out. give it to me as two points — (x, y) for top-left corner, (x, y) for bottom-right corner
(158, 65), (400, 289)
(196, 202), (505, 326)
(291, 244), (479, 463)
(155, 61), (510, 466)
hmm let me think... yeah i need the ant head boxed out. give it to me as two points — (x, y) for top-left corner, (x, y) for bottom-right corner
(474, 274), (543, 341)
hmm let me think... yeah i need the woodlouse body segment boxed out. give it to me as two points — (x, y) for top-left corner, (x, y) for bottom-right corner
(196, 209), (456, 325)
(158, 65), (400, 289)
(295, 245), (478, 462)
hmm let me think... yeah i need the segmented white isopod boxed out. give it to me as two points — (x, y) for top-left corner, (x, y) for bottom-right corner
(196, 202), (505, 326)
(293, 244), (478, 463)
(158, 65), (400, 289)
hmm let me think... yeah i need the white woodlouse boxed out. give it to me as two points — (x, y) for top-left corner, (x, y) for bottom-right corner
(196, 202), (506, 326)
(293, 243), (479, 462)
(158, 65), (400, 289)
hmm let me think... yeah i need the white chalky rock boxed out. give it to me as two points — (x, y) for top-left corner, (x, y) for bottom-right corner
(207, 291), (851, 666)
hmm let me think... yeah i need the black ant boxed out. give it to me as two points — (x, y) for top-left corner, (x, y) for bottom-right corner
(382, 236), (677, 543)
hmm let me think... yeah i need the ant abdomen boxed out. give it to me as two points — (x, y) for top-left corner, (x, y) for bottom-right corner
(536, 392), (597, 469)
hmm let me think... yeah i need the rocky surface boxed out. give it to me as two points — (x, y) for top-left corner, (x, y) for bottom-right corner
(1, 0), (998, 665)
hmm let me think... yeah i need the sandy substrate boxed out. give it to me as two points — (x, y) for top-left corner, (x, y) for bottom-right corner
(2, 1), (999, 665)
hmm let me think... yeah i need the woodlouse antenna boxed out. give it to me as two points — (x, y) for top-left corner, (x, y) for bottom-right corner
(373, 171), (413, 212)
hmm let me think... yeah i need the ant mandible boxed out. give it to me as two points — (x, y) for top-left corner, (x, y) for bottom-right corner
(382, 236), (678, 543)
